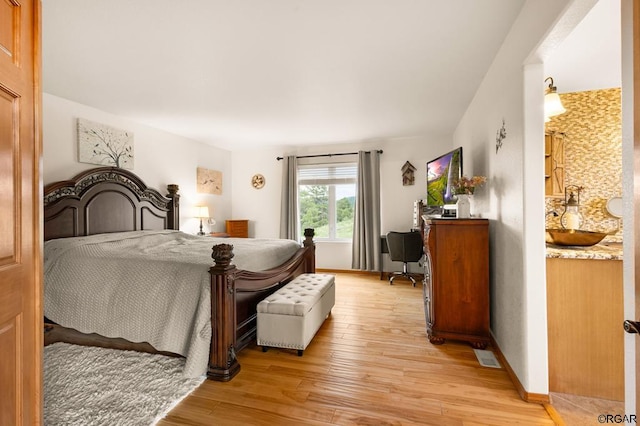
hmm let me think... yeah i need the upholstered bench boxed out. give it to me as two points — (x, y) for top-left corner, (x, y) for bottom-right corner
(257, 273), (335, 356)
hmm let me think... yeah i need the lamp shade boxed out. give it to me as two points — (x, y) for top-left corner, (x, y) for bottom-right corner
(544, 77), (566, 118)
(544, 92), (566, 117)
(194, 206), (209, 218)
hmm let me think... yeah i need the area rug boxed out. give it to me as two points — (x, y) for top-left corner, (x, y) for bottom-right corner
(44, 342), (205, 426)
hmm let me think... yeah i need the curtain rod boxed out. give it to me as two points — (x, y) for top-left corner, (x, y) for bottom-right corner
(276, 150), (383, 161)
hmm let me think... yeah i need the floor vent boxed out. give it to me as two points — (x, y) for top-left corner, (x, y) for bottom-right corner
(474, 349), (501, 368)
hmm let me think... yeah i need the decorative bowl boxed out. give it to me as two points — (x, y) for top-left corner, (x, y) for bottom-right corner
(545, 229), (607, 247)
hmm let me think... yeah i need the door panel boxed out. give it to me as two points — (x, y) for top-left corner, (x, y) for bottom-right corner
(0, 1), (42, 425)
(0, 86), (17, 266)
(0, 0), (18, 60)
(0, 319), (19, 426)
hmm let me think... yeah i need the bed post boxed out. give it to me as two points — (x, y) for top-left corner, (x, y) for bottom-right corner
(303, 228), (316, 273)
(166, 184), (180, 230)
(208, 243), (241, 382)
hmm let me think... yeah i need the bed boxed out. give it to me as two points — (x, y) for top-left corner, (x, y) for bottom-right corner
(43, 167), (315, 381)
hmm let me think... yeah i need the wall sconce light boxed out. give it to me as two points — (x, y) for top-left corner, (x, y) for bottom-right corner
(560, 185), (582, 231)
(544, 77), (566, 119)
(194, 206), (210, 236)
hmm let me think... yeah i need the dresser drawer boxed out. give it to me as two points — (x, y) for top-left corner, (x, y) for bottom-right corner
(225, 220), (248, 238)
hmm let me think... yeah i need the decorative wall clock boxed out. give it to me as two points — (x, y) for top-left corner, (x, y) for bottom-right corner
(251, 174), (265, 189)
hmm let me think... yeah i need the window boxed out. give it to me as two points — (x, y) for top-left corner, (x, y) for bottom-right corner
(298, 163), (357, 240)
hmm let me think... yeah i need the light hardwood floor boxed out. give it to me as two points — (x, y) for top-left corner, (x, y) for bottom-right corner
(550, 392), (625, 426)
(159, 272), (555, 425)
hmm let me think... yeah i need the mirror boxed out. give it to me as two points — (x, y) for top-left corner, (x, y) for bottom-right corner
(606, 196), (623, 218)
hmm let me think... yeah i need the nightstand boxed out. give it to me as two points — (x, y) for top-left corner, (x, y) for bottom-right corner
(225, 220), (248, 238)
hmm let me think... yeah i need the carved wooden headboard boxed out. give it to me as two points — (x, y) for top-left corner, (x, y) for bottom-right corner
(43, 167), (180, 241)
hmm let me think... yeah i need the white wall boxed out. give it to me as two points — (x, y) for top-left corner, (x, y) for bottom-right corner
(453, 0), (591, 396)
(231, 136), (451, 270)
(43, 93), (233, 234)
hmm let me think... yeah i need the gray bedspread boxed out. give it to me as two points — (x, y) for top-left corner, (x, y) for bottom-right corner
(44, 230), (301, 377)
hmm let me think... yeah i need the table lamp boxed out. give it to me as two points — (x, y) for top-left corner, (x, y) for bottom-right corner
(195, 206), (209, 236)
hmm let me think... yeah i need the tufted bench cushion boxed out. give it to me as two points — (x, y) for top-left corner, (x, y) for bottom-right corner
(257, 273), (335, 355)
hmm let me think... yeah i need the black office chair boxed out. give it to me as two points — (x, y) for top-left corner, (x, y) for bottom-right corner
(386, 231), (424, 286)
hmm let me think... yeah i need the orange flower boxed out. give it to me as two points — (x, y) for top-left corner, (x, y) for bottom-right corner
(452, 175), (487, 195)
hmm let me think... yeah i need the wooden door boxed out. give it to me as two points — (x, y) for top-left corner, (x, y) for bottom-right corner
(0, 1), (42, 425)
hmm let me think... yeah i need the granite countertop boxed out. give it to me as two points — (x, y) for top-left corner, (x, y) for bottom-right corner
(545, 235), (623, 260)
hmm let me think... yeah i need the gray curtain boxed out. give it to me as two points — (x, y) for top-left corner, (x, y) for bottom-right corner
(351, 150), (381, 270)
(279, 155), (299, 240)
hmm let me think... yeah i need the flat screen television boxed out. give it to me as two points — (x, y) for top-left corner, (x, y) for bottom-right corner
(426, 147), (463, 207)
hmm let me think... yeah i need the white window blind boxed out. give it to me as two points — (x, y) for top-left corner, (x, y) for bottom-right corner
(298, 164), (357, 185)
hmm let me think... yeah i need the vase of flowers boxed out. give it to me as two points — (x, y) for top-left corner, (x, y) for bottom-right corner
(452, 175), (487, 218)
(452, 175), (487, 196)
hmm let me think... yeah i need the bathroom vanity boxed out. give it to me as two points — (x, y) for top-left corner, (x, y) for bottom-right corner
(546, 240), (624, 401)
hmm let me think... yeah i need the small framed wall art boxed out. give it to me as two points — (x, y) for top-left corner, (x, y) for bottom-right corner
(197, 167), (222, 195)
(77, 118), (134, 169)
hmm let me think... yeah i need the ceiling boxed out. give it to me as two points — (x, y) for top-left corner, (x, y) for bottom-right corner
(42, 0), (619, 152)
(545, 0), (620, 94)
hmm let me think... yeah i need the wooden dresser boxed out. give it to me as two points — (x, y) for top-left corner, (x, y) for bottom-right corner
(225, 219), (249, 238)
(421, 218), (490, 348)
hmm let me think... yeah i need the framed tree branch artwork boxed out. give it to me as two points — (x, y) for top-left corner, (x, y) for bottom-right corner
(197, 167), (222, 195)
(77, 118), (134, 169)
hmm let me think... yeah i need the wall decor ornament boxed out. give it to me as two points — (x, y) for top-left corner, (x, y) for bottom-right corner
(401, 161), (416, 186)
(251, 174), (265, 189)
(495, 119), (507, 154)
(197, 167), (222, 195)
(77, 118), (134, 169)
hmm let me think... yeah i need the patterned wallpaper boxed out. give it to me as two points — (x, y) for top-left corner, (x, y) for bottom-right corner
(544, 88), (622, 235)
